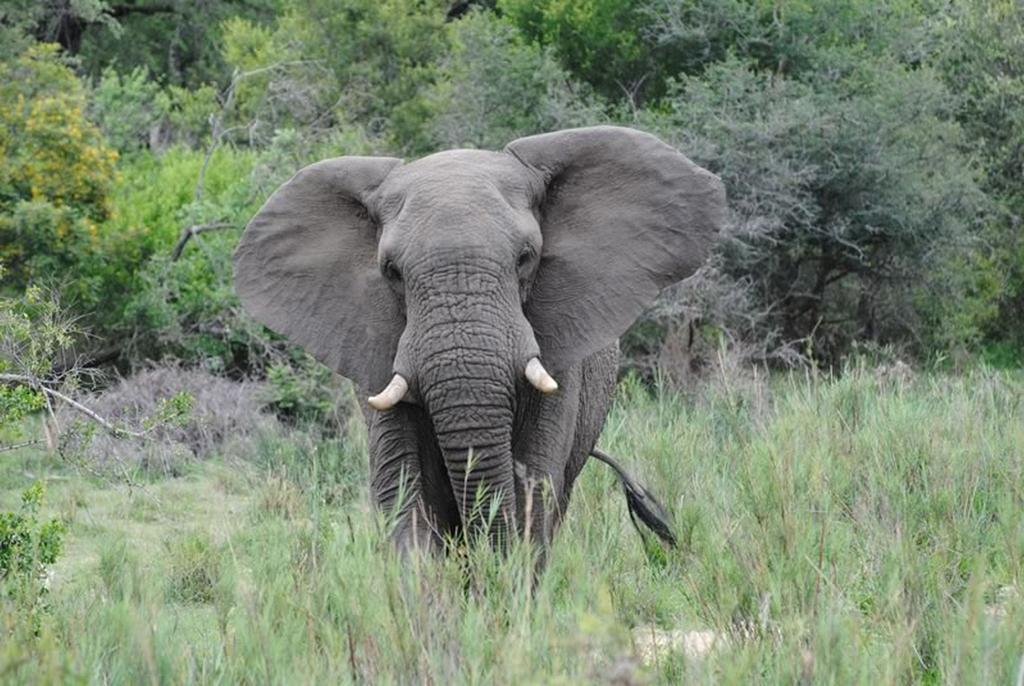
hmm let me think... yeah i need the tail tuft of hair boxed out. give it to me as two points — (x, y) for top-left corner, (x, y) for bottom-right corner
(590, 448), (677, 549)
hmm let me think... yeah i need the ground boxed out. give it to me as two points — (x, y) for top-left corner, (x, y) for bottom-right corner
(2, 366), (1023, 684)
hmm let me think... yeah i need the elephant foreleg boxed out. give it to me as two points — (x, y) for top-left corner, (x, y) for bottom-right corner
(365, 403), (458, 553)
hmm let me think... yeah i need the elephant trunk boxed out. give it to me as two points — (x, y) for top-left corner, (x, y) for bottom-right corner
(401, 263), (521, 543)
(419, 339), (518, 545)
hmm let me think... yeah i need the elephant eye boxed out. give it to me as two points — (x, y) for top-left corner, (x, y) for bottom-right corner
(517, 248), (532, 269)
(381, 259), (402, 282)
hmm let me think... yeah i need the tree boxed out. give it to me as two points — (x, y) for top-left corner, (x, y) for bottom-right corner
(500, 0), (655, 102)
(931, 0), (1024, 358)
(427, 10), (602, 150)
(269, 0), (450, 153)
(0, 44), (118, 294)
(645, 57), (985, 362)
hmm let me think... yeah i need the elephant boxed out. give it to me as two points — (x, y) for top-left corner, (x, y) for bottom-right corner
(233, 125), (726, 555)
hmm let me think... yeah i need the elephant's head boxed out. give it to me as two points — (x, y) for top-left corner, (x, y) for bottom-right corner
(233, 126), (725, 543)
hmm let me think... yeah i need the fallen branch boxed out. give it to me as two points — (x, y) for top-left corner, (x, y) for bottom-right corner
(0, 373), (145, 439)
(0, 439), (41, 453)
(51, 344), (121, 378)
(171, 221), (235, 261)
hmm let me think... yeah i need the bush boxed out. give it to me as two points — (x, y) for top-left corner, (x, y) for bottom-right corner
(97, 146), (258, 352)
(500, 0), (654, 101)
(58, 365), (279, 475)
(0, 482), (65, 634)
(263, 353), (353, 433)
(219, 16), (340, 146)
(91, 67), (218, 152)
(642, 57), (985, 365)
(426, 10), (603, 150)
(226, 0), (450, 153)
(0, 44), (118, 293)
(114, 136), (376, 375)
(931, 0), (1024, 353)
(0, 284), (77, 442)
(90, 66), (167, 152)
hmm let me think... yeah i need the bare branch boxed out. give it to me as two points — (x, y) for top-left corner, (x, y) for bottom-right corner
(110, 3), (176, 18)
(0, 374), (145, 439)
(176, 59), (321, 260)
(171, 221), (236, 261)
(0, 440), (41, 453)
(194, 60), (320, 205)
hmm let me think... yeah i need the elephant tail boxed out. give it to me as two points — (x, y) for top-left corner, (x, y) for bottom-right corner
(590, 448), (678, 549)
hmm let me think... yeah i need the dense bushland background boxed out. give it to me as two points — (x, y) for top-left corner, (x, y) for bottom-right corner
(2, 1), (1024, 683)
(2, 0), (1022, 377)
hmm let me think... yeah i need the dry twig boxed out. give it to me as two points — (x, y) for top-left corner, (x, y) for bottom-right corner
(172, 59), (320, 262)
(0, 373), (146, 439)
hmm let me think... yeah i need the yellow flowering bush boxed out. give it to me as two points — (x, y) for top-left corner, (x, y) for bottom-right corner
(0, 44), (118, 289)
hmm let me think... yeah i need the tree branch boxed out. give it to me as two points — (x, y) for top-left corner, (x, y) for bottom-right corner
(174, 59), (319, 261)
(0, 440), (41, 453)
(0, 374), (145, 439)
(110, 4), (177, 18)
(171, 222), (236, 261)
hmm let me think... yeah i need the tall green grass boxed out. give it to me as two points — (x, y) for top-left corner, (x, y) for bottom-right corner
(2, 366), (1023, 684)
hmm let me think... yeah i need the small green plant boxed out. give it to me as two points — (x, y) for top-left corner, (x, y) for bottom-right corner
(0, 283), (81, 449)
(263, 353), (349, 431)
(146, 391), (195, 431)
(0, 482), (65, 632)
(0, 384), (45, 426)
(1, 288), (197, 481)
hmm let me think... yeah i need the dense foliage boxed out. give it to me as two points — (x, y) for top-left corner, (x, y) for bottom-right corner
(0, 0), (1022, 380)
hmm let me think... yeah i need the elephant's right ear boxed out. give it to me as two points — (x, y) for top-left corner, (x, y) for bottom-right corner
(233, 156), (403, 392)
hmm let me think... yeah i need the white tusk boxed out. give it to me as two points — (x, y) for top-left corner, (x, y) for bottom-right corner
(525, 357), (558, 394)
(368, 374), (409, 410)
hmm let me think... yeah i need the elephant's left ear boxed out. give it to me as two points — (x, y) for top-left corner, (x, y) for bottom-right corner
(505, 126), (726, 374)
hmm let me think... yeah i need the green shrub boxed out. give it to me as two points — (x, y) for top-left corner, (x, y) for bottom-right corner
(643, 57), (985, 364)
(0, 44), (118, 294)
(499, 0), (652, 101)
(223, 0), (450, 153)
(0, 385), (45, 426)
(90, 66), (167, 152)
(112, 139), (371, 378)
(263, 353), (351, 431)
(0, 482), (65, 633)
(91, 67), (218, 151)
(0, 285), (76, 444)
(426, 10), (602, 150)
(0, 483), (64, 582)
(979, 342), (1024, 370)
(932, 0), (1024, 354)
(102, 147), (259, 355)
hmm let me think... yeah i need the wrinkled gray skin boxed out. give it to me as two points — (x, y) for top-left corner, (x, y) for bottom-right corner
(233, 126), (725, 554)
